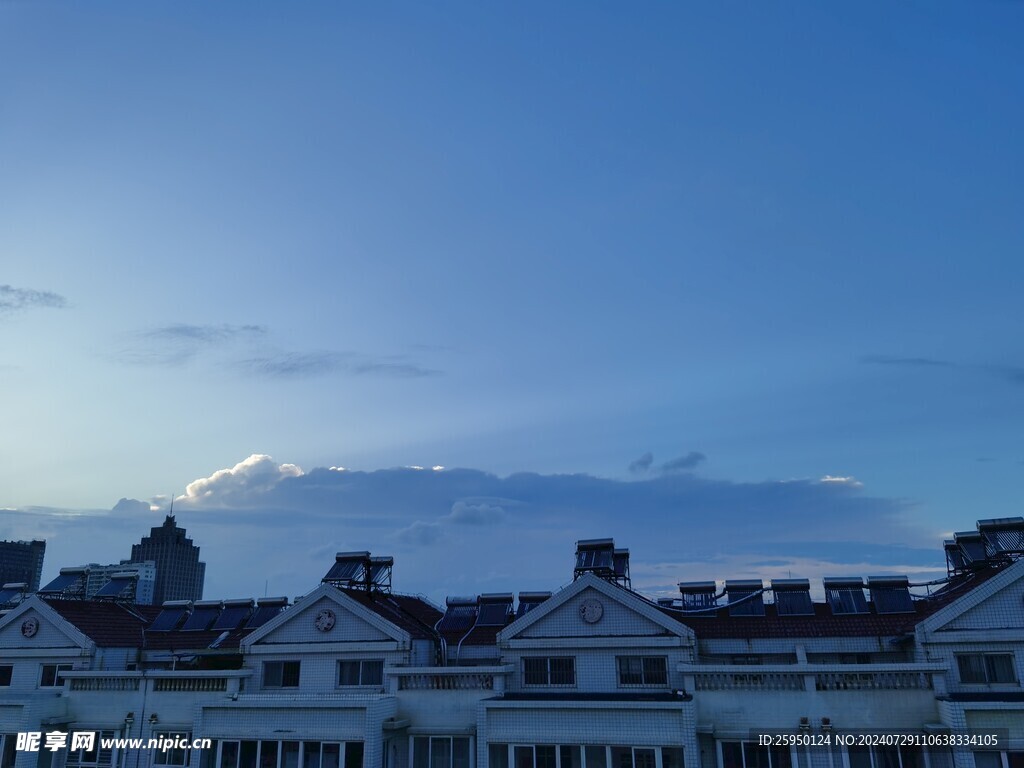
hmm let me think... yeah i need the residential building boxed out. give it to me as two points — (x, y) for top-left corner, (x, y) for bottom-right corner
(130, 515), (206, 603)
(0, 540), (45, 592)
(82, 561), (157, 605)
(0, 519), (1021, 768)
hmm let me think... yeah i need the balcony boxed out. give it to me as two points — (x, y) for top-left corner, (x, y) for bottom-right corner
(679, 664), (944, 693)
(386, 665), (514, 693)
(62, 670), (250, 696)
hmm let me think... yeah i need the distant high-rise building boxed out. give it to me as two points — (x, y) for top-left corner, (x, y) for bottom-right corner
(0, 539), (46, 591)
(81, 560), (157, 604)
(130, 515), (205, 603)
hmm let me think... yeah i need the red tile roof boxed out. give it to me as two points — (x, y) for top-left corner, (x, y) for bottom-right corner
(44, 599), (160, 647)
(339, 588), (443, 641)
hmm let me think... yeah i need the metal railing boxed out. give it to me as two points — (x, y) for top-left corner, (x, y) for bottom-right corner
(693, 672), (805, 691)
(814, 672), (932, 691)
(69, 677), (140, 691)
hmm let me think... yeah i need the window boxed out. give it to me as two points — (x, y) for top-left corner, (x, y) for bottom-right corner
(847, 746), (923, 768)
(721, 742), (792, 768)
(0, 666), (11, 687)
(523, 657), (575, 686)
(217, 741), (362, 768)
(490, 746), (681, 768)
(262, 661), (300, 688)
(1, 734), (18, 768)
(39, 664), (72, 688)
(337, 660), (383, 687)
(66, 731), (117, 768)
(412, 737), (470, 768)
(975, 753), (1024, 768)
(617, 657), (668, 687)
(153, 733), (191, 767)
(957, 654), (1017, 684)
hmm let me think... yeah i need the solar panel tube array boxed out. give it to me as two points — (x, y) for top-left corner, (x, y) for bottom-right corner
(725, 580), (765, 617)
(321, 551), (393, 593)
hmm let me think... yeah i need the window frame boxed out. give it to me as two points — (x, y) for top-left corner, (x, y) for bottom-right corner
(1, 733), (18, 768)
(262, 660), (301, 689)
(215, 740), (363, 768)
(973, 751), (1024, 768)
(152, 732), (191, 768)
(336, 659), (384, 688)
(410, 736), (471, 768)
(39, 663), (73, 688)
(719, 741), (794, 768)
(66, 730), (118, 768)
(522, 657), (575, 687)
(616, 656), (669, 687)
(956, 653), (1017, 684)
(490, 744), (683, 768)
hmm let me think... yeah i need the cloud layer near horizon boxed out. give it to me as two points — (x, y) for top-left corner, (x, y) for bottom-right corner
(3, 455), (944, 602)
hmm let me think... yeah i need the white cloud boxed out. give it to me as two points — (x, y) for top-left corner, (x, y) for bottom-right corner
(819, 475), (864, 488)
(447, 501), (505, 525)
(178, 454), (304, 506)
(393, 520), (444, 546)
(11, 456), (948, 603)
(111, 498), (150, 515)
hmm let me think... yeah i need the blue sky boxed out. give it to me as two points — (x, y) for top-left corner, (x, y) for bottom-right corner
(1, 3), (1022, 602)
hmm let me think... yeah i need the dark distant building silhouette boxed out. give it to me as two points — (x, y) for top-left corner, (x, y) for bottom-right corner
(0, 539), (46, 591)
(130, 515), (205, 603)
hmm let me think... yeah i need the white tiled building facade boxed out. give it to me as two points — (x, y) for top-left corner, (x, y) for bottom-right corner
(0, 522), (1022, 768)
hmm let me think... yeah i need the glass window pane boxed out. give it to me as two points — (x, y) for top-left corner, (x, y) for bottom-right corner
(282, 744), (300, 768)
(303, 744), (321, 768)
(643, 658), (668, 685)
(634, 750), (655, 768)
(770, 748), (792, 768)
(239, 742), (258, 768)
(550, 658), (575, 685)
(362, 661), (384, 686)
(524, 659), (547, 685)
(986, 655), (1016, 683)
(899, 748), (923, 768)
(722, 744), (743, 768)
(322, 744), (339, 768)
(610, 748), (633, 768)
(586, 747), (607, 768)
(452, 739), (470, 768)
(1007, 754), (1024, 768)
(413, 739), (429, 768)
(561, 747), (583, 768)
(619, 658), (643, 685)
(200, 742), (218, 768)
(431, 739), (452, 768)
(958, 656), (986, 683)
(339, 662), (360, 686)
(876, 748), (900, 768)
(489, 746), (509, 768)
(536, 747), (556, 768)
(743, 745), (769, 768)
(282, 662), (301, 687)
(344, 743), (363, 768)
(222, 743), (240, 768)
(662, 749), (683, 768)
(264, 663), (282, 687)
(261, 743), (279, 768)
(515, 747), (534, 768)
(848, 747), (872, 768)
